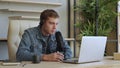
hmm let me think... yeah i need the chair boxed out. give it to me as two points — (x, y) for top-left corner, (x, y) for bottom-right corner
(7, 17), (39, 61)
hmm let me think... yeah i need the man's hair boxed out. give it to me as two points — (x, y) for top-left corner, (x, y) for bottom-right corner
(39, 9), (59, 27)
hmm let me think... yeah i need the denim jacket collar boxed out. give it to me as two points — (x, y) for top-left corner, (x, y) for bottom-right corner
(36, 25), (56, 42)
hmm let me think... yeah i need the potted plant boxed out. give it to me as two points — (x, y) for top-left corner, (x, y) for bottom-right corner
(74, 0), (118, 39)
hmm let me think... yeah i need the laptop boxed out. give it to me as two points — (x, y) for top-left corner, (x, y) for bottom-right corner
(63, 36), (107, 64)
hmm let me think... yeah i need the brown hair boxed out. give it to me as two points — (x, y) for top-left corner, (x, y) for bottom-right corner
(39, 9), (59, 27)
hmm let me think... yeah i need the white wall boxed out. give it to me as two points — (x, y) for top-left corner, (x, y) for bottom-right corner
(0, 0), (68, 60)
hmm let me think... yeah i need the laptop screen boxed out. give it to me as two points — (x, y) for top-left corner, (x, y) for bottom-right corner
(78, 36), (107, 63)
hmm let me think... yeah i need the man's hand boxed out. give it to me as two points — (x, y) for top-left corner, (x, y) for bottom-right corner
(42, 52), (64, 62)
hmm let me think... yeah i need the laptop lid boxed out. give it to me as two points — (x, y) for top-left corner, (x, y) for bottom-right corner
(78, 36), (107, 63)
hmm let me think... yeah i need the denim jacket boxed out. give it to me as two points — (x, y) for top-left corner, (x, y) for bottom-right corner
(16, 25), (72, 61)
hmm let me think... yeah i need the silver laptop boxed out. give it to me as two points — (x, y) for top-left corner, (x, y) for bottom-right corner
(63, 36), (107, 64)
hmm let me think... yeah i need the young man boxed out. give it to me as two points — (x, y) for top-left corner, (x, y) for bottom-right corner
(16, 9), (72, 62)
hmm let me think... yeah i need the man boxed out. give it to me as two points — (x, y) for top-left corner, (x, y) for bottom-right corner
(16, 9), (72, 62)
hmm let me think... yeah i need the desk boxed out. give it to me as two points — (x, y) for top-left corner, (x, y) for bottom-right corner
(0, 57), (120, 68)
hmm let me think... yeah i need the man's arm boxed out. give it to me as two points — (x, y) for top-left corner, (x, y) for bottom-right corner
(62, 39), (72, 59)
(16, 30), (42, 61)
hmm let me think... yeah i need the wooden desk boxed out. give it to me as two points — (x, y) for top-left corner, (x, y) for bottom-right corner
(0, 57), (120, 68)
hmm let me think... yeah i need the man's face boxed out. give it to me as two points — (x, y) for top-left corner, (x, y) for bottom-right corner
(42, 17), (59, 35)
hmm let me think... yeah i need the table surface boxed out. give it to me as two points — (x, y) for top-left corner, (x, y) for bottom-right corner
(0, 56), (120, 68)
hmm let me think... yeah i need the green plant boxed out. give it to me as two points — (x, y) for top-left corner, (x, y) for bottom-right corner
(75, 0), (118, 39)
